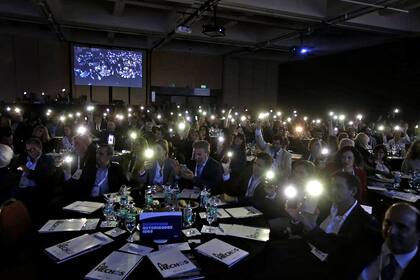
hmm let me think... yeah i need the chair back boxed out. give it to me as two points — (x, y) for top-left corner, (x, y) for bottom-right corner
(0, 199), (31, 244)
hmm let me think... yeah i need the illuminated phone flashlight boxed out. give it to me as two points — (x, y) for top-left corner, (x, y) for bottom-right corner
(265, 170), (275, 181)
(169, 128), (173, 133)
(116, 114), (124, 120)
(170, 112), (174, 116)
(303, 116), (308, 121)
(141, 106), (144, 111)
(339, 114), (346, 121)
(316, 119), (321, 124)
(284, 185), (298, 199)
(41, 92), (45, 96)
(76, 126), (87, 135)
(128, 113), (132, 118)
(129, 131), (137, 140)
(348, 121), (354, 125)
(61, 88), (66, 93)
(186, 116), (191, 122)
(394, 125), (401, 131)
(14, 107), (21, 113)
(210, 115), (215, 120)
(198, 109), (202, 113)
(416, 125), (419, 129)
(240, 115), (247, 122)
(86, 105), (95, 112)
(106, 108), (110, 112)
(177, 105), (180, 109)
(157, 114), (162, 120)
(128, 108), (132, 112)
(287, 117), (292, 123)
(59, 116), (66, 122)
(333, 115), (338, 120)
(258, 112), (266, 120)
(76, 112), (81, 117)
(273, 115), (277, 119)
(202, 111), (207, 116)
(103, 113), (107, 117)
(228, 114), (233, 119)
(329, 111), (334, 117)
(68, 113), (73, 118)
(6, 107), (11, 112)
(393, 108), (399, 114)
(305, 179), (323, 197)
(276, 111), (282, 116)
(227, 151), (233, 158)
(64, 155), (73, 164)
(378, 125), (385, 131)
(321, 148), (329, 156)
(178, 122), (186, 131)
(221, 109), (226, 114)
(146, 109), (150, 113)
(218, 136), (225, 143)
(356, 114), (363, 120)
(295, 126), (303, 133)
(144, 148), (154, 159)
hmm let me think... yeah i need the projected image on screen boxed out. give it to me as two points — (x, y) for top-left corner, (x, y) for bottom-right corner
(74, 46), (143, 87)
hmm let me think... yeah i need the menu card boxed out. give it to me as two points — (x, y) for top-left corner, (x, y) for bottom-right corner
(85, 251), (143, 280)
(147, 248), (198, 278)
(195, 238), (249, 267)
(218, 223), (270, 242)
(63, 201), (104, 214)
(39, 219), (87, 233)
(45, 232), (112, 263)
(224, 206), (263, 218)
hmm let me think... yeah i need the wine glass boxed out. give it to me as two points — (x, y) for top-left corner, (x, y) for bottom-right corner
(183, 205), (196, 228)
(206, 204), (218, 227)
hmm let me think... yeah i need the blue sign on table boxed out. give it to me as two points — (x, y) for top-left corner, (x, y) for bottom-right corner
(139, 212), (182, 241)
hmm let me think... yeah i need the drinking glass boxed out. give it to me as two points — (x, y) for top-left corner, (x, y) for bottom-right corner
(125, 214), (137, 242)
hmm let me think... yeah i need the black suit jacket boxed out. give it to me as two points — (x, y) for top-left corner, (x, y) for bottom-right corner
(181, 157), (223, 193)
(301, 203), (382, 280)
(66, 161), (128, 201)
(13, 153), (58, 198)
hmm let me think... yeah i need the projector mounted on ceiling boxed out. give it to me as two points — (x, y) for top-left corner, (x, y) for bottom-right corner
(202, 5), (225, 38)
(202, 24), (225, 37)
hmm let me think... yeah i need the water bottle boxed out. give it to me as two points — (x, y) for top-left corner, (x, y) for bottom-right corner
(200, 187), (210, 208)
(119, 185), (129, 207)
(172, 182), (180, 205)
(393, 172), (402, 189)
(182, 202), (196, 227)
(144, 185), (153, 210)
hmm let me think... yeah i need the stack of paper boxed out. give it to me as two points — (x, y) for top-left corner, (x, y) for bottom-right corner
(63, 201), (104, 214)
(158, 242), (191, 251)
(225, 206), (263, 218)
(147, 248), (198, 278)
(39, 219), (87, 233)
(198, 208), (230, 219)
(178, 189), (201, 200)
(218, 224), (270, 242)
(195, 238), (249, 267)
(45, 232), (113, 263)
(85, 251), (143, 280)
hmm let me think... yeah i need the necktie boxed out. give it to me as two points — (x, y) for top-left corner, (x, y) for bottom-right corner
(197, 164), (203, 177)
(380, 254), (398, 280)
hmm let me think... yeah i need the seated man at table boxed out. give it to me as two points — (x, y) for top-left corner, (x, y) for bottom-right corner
(137, 139), (177, 186)
(259, 172), (380, 279)
(221, 152), (277, 215)
(11, 138), (57, 214)
(67, 144), (128, 201)
(177, 140), (223, 193)
(357, 202), (420, 280)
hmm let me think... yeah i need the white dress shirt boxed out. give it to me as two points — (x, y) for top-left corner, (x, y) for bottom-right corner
(320, 200), (358, 234)
(18, 156), (39, 188)
(359, 243), (418, 280)
(90, 167), (109, 197)
(245, 175), (261, 197)
(153, 161), (164, 185)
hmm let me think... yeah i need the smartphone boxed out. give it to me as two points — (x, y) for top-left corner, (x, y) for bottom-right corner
(108, 134), (115, 145)
(302, 196), (319, 214)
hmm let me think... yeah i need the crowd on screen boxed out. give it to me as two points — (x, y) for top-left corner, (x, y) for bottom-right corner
(0, 103), (420, 279)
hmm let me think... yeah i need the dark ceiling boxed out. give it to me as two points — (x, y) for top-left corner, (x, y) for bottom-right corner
(0, 0), (419, 61)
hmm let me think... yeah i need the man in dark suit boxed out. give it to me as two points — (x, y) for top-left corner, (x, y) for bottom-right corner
(11, 138), (58, 220)
(221, 152), (275, 215)
(258, 172), (380, 279)
(66, 144), (128, 201)
(357, 203), (420, 280)
(178, 140), (223, 193)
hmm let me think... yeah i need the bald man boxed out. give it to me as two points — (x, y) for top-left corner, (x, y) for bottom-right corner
(359, 203), (420, 280)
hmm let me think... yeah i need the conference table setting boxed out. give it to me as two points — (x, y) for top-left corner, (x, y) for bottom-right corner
(34, 185), (272, 280)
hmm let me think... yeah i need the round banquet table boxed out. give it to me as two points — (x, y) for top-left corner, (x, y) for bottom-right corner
(34, 201), (270, 280)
